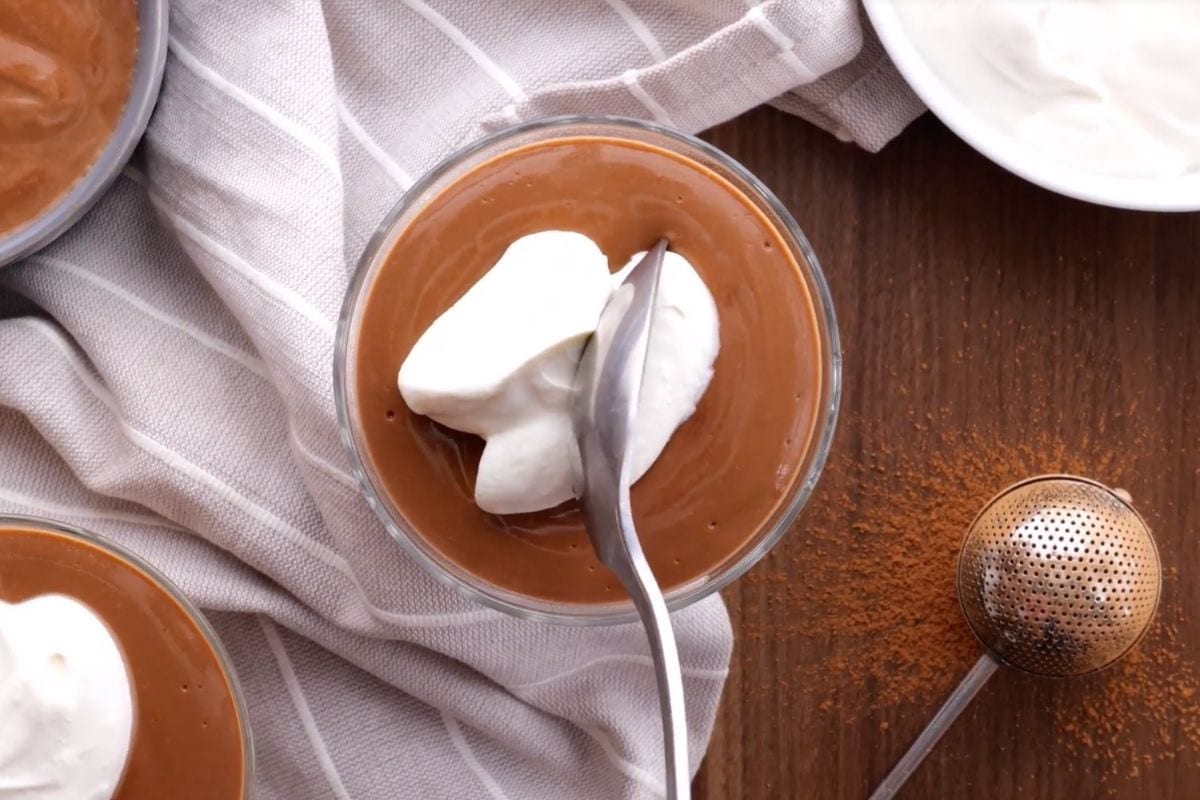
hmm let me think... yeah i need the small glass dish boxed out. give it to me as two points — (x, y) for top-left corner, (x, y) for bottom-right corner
(334, 116), (841, 624)
(0, 0), (169, 267)
(0, 514), (255, 798)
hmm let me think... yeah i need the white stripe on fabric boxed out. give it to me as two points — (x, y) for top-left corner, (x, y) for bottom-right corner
(123, 169), (338, 336)
(22, 319), (347, 569)
(336, 99), (415, 189)
(258, 617), (354, 800)
(441, 711), (513, 800)
(399, 0), (526, 102)
(27, 252), (362, 499)
(167, 36), (343, 177)
(0, 486), (184, 532)
(30, 255), (269, 379)
(586, 727), (665, 798)
(508, 654), (728, 692)
(746, 6), (817, 83)
(602, 0), (667, 61)
(288, 428), (358, 490)
(516, 1), (818, 128)
(621, 69), (674, 127)
(22, 319), (499, 629)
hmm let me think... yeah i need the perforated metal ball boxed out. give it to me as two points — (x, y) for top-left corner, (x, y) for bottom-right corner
(957, 476), (1161, 677)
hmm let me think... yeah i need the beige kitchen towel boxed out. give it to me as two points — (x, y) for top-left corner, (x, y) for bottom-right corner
(0, 2), (921, 798)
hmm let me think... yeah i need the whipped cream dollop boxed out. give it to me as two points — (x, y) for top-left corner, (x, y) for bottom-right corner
(399, 230), (719, 515)
(0, 595), (134, 800)
(895, 0), (1200, 179)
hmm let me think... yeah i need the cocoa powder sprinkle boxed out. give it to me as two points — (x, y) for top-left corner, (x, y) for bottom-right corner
(741, 418), (1199, 786)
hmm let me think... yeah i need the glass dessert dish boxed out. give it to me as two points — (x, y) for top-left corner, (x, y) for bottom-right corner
(334, 116), (841, 624)
(0, 514), (255, 798)
(0, 0), (169, 267)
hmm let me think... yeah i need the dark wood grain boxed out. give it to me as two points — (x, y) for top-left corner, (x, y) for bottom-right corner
(693, 107), (1200, 800)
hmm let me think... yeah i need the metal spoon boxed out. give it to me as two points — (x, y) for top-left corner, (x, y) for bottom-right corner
(572, 238), (690, 799)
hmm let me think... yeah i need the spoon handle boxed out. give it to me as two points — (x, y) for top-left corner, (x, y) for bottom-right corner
(869, 653), (999, 800)
(615, 544), (690, 800)
(570, 236), (685, 796)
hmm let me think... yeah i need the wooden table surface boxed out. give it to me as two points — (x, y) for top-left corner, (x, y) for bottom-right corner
(692, 107), (1200, 800)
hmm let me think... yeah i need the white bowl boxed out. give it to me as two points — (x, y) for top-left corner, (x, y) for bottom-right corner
(863, 0), (1200, 212)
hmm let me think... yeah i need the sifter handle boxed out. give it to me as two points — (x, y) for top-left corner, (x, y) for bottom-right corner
(868, 653), (1000, 800)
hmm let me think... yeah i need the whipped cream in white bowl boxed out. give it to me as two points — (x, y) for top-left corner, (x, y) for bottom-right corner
(865, 0), (1200, 210)
(0, 595), (134, 800)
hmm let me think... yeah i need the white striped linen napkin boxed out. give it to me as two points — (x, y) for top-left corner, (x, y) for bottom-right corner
(0, 2), (921, 798)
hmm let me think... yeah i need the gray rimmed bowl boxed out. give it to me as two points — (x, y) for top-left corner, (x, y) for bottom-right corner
(0, 0), (169, 268)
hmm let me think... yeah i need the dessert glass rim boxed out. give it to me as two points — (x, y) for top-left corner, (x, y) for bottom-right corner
(0, 513), (256, 798)
(334, 114), (842, 625)
(0, 0), (170, 268)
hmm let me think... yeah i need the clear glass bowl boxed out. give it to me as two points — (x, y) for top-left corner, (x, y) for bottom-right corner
(0, 514), (255, 798)
(0, 0), (169, 267)
(334, 116), (842, 624)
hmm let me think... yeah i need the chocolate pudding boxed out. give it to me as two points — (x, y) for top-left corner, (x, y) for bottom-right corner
(0, 0), (138, 235)
(345, 127), (828, 607)
(0, 520), (249, 799)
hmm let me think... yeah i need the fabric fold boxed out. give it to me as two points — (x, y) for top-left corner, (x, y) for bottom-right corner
(0, 2), (919, 797)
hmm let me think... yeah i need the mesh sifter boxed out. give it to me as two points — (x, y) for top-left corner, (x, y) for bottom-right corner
(870, 475), (1161, 800)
